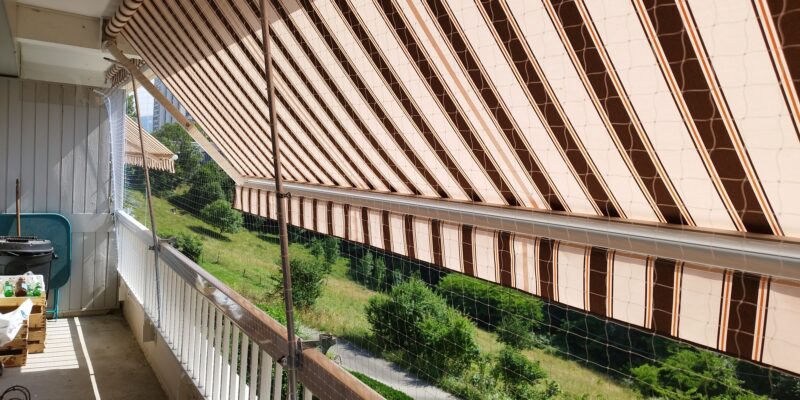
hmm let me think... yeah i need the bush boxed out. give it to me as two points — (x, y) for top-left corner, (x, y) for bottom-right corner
(169, 232), (203, 262)
(497, 315), (537, 350)
(185, 180), (225, 212)
(200, 199), (243, 234)
(630, 347), (763, 399)
(366, 278), (478, 380)
(349, 371), (413, 400)
(321, 236), (340, 266)
(493, 347), (556, 400)
(274, 254), (330, 309)
(350, 251), (387, 291)
(437, 274), (544, 338)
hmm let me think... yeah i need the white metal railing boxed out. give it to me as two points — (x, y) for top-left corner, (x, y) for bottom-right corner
(116, 211), (380, 400)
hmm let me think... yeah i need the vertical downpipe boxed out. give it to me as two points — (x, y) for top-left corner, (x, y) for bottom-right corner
(260, 1), (298, 398)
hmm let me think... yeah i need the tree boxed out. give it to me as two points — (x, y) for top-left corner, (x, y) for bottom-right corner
(200, 199), (243, 234)
(630, 347), (763, 399)
(350, 251), (374, 285)
(126, 95), (137, 119)
(273, 254), (330, 308)
(168, 232), (203, 262)
(366, 278), (479, 380)
(321, 236), (340, 266)
(493, 347), (555, 399)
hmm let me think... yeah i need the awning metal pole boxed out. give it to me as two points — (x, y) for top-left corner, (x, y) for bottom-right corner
(131, 77), (162, 327)
(261, 1), (298, 398)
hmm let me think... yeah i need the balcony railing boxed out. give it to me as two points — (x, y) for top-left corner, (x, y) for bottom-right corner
(116, 211), (380, 400)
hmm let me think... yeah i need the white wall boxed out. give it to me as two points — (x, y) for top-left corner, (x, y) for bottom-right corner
(0, 76), (118, 314)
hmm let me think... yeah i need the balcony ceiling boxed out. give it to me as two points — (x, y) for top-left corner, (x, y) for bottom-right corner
(1, 0), (132, 86)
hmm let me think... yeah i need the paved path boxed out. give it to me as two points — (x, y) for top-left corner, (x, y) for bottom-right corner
(330, 339), (458, 400)
(300, 327), (456, 400)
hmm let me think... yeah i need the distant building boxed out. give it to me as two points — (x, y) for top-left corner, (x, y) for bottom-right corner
(151, 78), (192, 132)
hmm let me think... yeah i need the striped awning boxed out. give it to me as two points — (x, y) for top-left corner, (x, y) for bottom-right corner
(125, 115), (176, 173)
(110, 0), (800, 374)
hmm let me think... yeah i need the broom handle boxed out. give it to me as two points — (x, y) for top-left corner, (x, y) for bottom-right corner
(15, 179), (20, 236)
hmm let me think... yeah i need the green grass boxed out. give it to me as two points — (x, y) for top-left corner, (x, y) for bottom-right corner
(350, 371), (413, 400)
(128, 191), (638, 399)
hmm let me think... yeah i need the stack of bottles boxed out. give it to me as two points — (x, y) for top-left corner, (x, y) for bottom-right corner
(2, 274), (42, 298)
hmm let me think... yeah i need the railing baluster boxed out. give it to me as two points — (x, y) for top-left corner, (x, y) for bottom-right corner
(272, 364), (283, 400)
(199, 298), (209, 390)
(229, 326), (240, 400)
(220, 317), (232, 399)
(181, 281), (191, 365)
(258, 351), (273, 400)
(187, 288), (197, 376)
(249, 341), (259, 400)
(213, 308), (223, 400)
(239, 335), (250, 400)
(206, 306), (217, 397)
(193, 291), (203, 379)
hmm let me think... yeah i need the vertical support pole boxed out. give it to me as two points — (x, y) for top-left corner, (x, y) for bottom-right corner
(15, 179), (20, 236)
(131, 77), (162, 326)
(260, 1), (298, 399)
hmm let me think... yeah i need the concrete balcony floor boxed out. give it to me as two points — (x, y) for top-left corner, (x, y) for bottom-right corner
(0, 312), (166, 400)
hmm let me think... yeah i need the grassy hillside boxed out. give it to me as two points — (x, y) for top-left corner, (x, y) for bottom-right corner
(127, 191), (638, 399)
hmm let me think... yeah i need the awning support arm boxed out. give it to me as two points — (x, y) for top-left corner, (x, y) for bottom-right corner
(104, 42), (244, 186)
(261, 2), (299, 398)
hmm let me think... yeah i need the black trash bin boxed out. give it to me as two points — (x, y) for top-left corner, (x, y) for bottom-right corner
(0, 237), (54, 291)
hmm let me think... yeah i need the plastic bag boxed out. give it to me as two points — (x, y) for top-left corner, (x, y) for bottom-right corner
(0, 299), (32, 345)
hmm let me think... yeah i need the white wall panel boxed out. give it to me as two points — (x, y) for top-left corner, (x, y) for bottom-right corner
(0, 77), (118, 315)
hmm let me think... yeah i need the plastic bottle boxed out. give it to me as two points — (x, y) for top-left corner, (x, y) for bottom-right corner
(31, 282), (41, 297)
(3, 280), (13, 297)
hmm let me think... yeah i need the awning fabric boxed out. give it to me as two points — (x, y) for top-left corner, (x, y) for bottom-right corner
(125, 115), (176, 173)
(115, 0), (800, 374)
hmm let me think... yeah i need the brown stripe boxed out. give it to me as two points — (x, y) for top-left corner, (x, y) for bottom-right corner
(498, 231), (513, 287)
(476, 0), (619, 217)
(461, 225), (474, 276)
(312, 199), (318, 231)
(309, 0), (483, 201)
(361, 207), (370, 246)
(538, 238), (556, 300)
(344, 204), (350, 240)
(269, 0), (426, 196)
(425, 0), (567, 211)
(327, 202), (333, 235)
(640, 0), (774, 234)
(382, 210), (392, 251)
(763, 0), (800, 141)
(588, 247), (608, 316)
(548, 0), (689, 224)
(374, 0), (522, 207)
(431, 220), (443, 266)
(405, 214), (415, 259)
(725, 271), (761, 359)
(651, 258), (676, 336)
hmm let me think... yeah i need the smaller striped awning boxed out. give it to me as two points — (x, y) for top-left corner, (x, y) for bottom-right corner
(125, 115), (176, 173)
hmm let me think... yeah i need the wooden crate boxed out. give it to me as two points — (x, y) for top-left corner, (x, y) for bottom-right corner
(0, 281), (47, 358)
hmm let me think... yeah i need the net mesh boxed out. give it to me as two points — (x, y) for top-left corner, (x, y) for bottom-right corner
(116, 0), (800, 398)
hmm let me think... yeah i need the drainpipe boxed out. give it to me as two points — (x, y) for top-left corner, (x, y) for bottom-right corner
(261, 1), (298, 398)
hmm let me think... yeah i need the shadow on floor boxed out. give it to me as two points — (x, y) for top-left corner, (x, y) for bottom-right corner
(0, 312), (166, 400)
